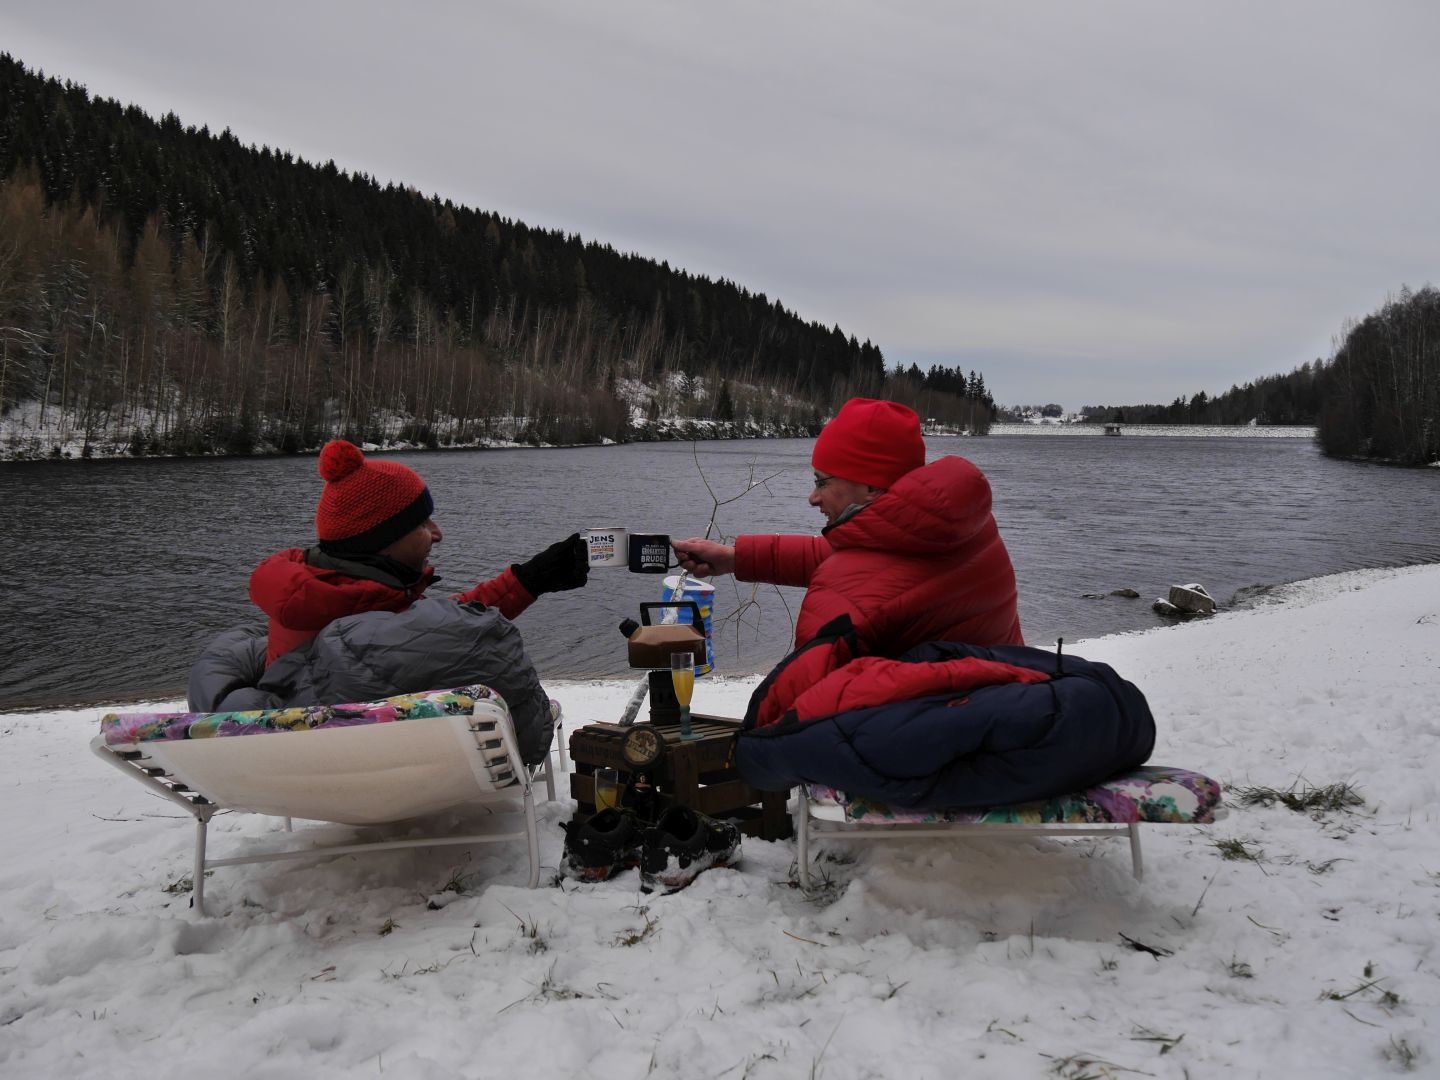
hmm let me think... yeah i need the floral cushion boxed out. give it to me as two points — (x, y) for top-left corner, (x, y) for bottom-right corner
(807, 765), (1221, 825)
(100, 685), (505, 747)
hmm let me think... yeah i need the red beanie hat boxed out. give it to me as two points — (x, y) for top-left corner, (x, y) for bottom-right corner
(812, 398), (926, 489)
(314, 440), (434, 554)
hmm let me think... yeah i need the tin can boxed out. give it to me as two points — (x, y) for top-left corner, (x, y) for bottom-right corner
(660, 575), (716, 675)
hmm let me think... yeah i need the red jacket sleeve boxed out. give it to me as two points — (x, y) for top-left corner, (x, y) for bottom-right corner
(450, 566), (535, 621)
(735, 535), (831, 587)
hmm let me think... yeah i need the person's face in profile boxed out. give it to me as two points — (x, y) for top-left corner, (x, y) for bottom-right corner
(809, 471), (880, 527)
(381, 519), (443, 571)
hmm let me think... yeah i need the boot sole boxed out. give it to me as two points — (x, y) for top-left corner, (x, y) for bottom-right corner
(560, 856), (642, 883)
(640, 853), (738, 893)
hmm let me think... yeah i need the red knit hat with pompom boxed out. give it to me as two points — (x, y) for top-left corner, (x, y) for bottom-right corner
(812, 398), (926, 489)
(314, 440), (434, 554)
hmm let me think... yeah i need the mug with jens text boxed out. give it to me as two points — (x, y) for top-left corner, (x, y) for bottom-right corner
(584, 528), (630, 568)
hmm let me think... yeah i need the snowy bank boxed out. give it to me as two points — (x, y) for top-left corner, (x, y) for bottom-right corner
(2, 565), (1437, 1078)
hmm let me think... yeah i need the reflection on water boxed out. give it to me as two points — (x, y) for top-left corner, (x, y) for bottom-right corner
(2, 432), (1437, 709)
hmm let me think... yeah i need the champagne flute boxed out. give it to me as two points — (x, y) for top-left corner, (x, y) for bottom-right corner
(671, 651), (698, 740)
(593, 766), (621, 812)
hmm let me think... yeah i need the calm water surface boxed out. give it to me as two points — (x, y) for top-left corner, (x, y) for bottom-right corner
(3, 432), (1438, 709)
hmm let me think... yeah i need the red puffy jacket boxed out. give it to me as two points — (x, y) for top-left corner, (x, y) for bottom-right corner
(736, 455), (1023, 726)
(737, 455), (1023, 656)
(249, 548), (536, 665)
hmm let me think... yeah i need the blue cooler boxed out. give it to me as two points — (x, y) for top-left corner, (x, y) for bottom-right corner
(660, 575), (716, 675)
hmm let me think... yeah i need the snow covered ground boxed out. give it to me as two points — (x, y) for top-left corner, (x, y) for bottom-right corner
(2, 565), (1437, 1078)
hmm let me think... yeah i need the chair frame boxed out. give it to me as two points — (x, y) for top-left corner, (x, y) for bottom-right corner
(92, 700), (560, 915)
(795, 791), (1145, 888)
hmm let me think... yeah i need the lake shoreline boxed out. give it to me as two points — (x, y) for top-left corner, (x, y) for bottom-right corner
(4, 560), (1428, 716)
(1, 412), (1324, 464)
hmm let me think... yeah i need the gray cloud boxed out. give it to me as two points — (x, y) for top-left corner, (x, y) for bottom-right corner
(4, 0), (1436, 409)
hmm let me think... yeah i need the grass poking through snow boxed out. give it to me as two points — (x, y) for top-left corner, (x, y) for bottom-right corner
(1235, 781), (1364, 815)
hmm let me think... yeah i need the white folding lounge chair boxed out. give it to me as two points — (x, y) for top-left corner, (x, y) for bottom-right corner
(795, 765), (1222, 888)
(92, 684), (560, 914)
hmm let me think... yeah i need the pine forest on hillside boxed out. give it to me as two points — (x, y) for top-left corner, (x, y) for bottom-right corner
(3, 55), (1430, 467)
(1068, 286), (1439, 466)
(0, 56), (995, 459)
(1071, 360), (1329, 428)
(1314, 286), (1440, 466)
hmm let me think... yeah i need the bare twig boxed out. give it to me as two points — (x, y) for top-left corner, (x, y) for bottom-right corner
(1190, 871), (1218, 917)
(1118, 933), (1173, 959)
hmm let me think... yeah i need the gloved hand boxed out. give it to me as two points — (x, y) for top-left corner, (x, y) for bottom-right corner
(512, 533), (589, 596)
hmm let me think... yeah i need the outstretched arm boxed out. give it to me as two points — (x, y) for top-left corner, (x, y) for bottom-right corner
(451, 567), (534, 620)
(671, 537), (736, 577)
(451, 534), (590, 619)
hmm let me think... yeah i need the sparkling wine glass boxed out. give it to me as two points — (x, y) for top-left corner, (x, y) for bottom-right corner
(593, 766), (621, 811)
(671, 651), (697, 740)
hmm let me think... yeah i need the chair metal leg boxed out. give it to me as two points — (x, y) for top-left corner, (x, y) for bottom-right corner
(541, 715), (562, 801)
(523, 784), (540, 888)
(193, 812), (212, 916)
(796, 796), (812, 888)
(1128, 822), (1144, 881)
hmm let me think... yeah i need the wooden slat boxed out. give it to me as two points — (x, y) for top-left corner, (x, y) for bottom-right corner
(567, 718), (790, 839)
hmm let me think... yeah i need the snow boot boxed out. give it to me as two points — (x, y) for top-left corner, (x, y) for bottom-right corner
(640, 805), (740, 893)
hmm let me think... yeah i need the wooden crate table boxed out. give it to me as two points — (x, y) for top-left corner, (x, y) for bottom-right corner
(569, 716), (792, 840)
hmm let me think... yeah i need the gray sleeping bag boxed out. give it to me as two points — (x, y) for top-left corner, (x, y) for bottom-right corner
(187, 599), (553, 765)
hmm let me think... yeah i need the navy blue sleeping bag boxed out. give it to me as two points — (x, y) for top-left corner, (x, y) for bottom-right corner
(735, 639), (1156, 809)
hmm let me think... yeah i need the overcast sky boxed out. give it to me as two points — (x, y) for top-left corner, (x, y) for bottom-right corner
(5, 1), (1438, 410)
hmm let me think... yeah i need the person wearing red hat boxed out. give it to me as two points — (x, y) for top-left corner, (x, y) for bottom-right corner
(187, 440), (588, 765)
(673, 397), (1022, 720)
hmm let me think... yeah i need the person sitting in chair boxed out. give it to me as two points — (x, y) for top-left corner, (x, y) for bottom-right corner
(188, 439), (587, 764)
(671, 397), (1023, 726)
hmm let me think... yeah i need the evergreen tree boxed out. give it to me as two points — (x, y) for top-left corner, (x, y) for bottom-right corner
(715, 380), (735, 422)
(0, 54), (1037, 454)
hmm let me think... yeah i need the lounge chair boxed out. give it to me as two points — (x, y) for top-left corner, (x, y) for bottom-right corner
(795, 765), (1222, 887)
(91, 684), (560, 914)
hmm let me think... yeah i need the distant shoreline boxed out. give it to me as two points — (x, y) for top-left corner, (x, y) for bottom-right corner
(988, 423), (1317, 438)
(0, 422), (1321, 464)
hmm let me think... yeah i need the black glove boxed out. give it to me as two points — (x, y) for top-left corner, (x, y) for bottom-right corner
(512, 533), (589, 597)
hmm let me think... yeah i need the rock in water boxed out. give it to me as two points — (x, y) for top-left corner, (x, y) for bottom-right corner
(1168, 583), (1217, 615)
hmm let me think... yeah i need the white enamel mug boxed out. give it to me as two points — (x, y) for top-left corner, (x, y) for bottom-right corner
(584, 527), (630, 568)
